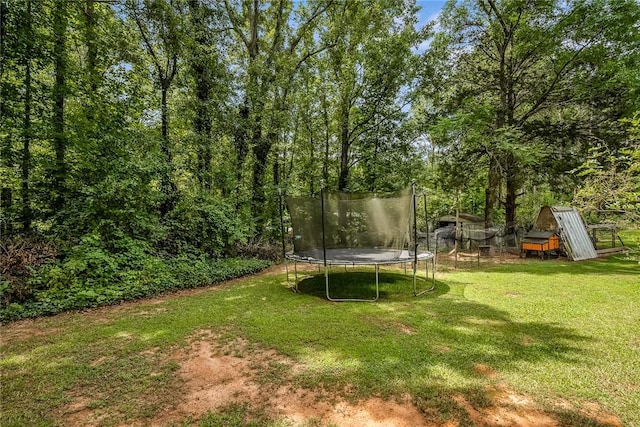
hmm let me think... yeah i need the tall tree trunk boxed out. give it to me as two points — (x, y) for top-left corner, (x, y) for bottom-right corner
(338, 102), (350, 191)
(130, 1), (181, 218)
(84, 0), (98, 96)
(485, 155), (500, 227)
(159, 83), (177, 217)
(0, 0), (7, 136)
(82, 0), (100, 164)
(21, 0), (33, 233)
(251, 132), (270, 233)
(368, 137), (379, 192)
(0, 0), (11, 234)
(189, 0), (213, 191)
(193, 66), (212, 190)
(233, 102), (249, 210)
(322, 92), (330, 186)
(306, 120), (315, 195)
(52, 0), (67, 212)
(504, 155), (518, 229)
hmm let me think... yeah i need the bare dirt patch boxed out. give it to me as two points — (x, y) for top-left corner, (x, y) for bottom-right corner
(474, 382), (558, 427)
(393, 321), (416, 335)
(52, 331), (622, 427)
(455, 370), (622, 427)
(0, 319), (66, 343)
(56, 393), (106, 427)
(151, 332), (432, 427)
(144, 334), (622, 427)
(581, 402), (623, 427)
(473, 363), (499, 379)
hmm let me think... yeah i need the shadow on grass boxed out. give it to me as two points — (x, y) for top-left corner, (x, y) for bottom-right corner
(478, 256), (640, 276)
(2, 266), (619, 426)
(264, 271), (606, 424)
(282, 273), (592, 368)
(295, 270), (449, 301)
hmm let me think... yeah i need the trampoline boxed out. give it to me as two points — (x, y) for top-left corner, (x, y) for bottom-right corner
(281, 184), (435, 301)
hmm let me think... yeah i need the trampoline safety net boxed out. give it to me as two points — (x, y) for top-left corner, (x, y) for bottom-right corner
(286, 188), (413, 261)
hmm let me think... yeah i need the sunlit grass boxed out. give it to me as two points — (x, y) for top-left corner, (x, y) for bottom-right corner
(1, 230), (638, 426)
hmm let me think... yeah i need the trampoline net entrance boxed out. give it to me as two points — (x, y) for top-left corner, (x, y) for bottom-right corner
(284, 187), (435, 301)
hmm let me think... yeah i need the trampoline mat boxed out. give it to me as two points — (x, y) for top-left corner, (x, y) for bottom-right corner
(286, 248), (434, 265)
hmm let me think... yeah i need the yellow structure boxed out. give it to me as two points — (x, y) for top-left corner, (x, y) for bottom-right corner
(521, 231), (560, 259)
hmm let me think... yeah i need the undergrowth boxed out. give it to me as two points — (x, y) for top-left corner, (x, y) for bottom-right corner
(0, 234), (269, 322)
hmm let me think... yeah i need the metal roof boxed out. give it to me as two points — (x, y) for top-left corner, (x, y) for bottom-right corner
(550, 206), (597, 261)
(524, 231), (557, 240)
(438, 213), (484, 223)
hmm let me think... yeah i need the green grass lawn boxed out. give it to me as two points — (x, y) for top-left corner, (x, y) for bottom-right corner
(1, 230), (639, 426)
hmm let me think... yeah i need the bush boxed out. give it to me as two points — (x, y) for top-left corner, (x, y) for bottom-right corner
(163, 194), (249, 257)
(233, 240), (283, 261)
(0, 238), (58, 307)
(0, 234), (269, 322)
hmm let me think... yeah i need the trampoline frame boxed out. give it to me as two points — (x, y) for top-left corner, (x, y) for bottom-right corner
(285, 250), (435, 301)
(281, 183), (436, 301)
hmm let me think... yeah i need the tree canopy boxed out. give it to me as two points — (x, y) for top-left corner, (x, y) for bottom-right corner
(1, 0), (638, 248)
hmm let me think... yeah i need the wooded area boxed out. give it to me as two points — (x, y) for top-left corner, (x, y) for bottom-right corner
(0, 0), (639, 315)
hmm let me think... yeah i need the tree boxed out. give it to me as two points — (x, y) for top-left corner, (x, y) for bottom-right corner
(50, 0), (69, 213)
(223, 0), (332, 233)
(573, 113), (640, 219)
(21, 0), (33, 232)
(185, 0), (229, 191)
(322, 0), (422, 191)
(0, 0), (48, 233)
(128, 0), (184, 217)
(422, 0), (640, 227)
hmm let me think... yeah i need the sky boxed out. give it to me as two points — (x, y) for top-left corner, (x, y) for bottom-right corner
(414, 0), (447, 52)
(416, 0), (447, 27)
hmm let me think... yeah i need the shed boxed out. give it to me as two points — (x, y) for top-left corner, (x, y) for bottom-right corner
(435, 213), (486, 249)
(437, 213), (484, 229)
(436, 213), (485, 239)
(533, 206), (597, 261)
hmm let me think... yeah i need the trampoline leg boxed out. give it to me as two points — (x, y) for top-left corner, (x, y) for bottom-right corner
(412, 259), (417, 296)
(325, 264), (329, 299)
(293, 261), (299, 292)
(285, 257), (290, 287)
(414, 257), (436, 296)
(431, 257), (436, 289)
(375, 264), (380, 300)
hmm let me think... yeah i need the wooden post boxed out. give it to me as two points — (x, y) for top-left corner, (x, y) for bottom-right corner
(454, 207), (460, 269)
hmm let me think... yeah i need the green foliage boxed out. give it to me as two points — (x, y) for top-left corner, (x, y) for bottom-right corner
(2, 238), (639, 425)
(516, 185), (563, 228)
(572, 112), (640, 220)
(0, 233), (268, 322)
(163, 193), (248, 256)
(2, 0), (639, 327)
(418, 0), (640, 225)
